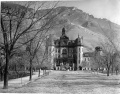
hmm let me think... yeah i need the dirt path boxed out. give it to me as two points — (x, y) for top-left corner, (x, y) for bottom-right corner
(2, 71), (120, 93)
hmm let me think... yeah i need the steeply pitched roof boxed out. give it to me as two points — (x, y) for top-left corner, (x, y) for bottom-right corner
(60, 28), (69, 40)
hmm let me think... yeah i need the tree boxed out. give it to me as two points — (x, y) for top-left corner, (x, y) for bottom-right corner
(100, 42), (117, 76)
(113, 55), (120, 75)
(0, 53), (4, 81)
(35, 38), (54, 77)
(92, 47), (105, 71)
(96, 21), (120, 76)
(25, 33), (48, 80)
(1, 1), (64, 89)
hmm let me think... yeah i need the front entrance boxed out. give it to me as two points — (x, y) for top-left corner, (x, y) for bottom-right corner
(54, 58), (77, 71)
(79, 66), (82, 70)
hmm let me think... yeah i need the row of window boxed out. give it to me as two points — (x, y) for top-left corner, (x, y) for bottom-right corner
(49, 47), (82, 53)
(54, 49), (80, 53)
(54, 54), (73, 58)
(84, 57), (90, 61)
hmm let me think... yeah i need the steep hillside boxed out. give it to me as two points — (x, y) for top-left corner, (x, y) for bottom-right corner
(1, 2), (120, 51)
(46, 6), (120, 37)
(46, 6), (120, 49)
(38, 6), (120, 50)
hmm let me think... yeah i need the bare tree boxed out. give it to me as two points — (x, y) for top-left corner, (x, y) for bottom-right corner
(112, 54), (120, 75)
(99, 42), (117, 76)
(35, 37), (55, 77)
(1, 1), (64, 89)
(0, 52), (4, 81)
(92, 47), (105, 72)
(36, 49), (47, 76)
(25, 32), (48, 80)
(95, 21), (120, 76)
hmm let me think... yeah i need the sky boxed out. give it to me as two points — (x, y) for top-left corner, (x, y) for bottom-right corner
(58, 0), (120, 25)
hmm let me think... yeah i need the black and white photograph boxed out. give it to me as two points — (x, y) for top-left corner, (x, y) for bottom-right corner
(0, 0), (120, 93)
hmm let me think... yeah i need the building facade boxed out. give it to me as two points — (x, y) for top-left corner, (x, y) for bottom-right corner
(47, 28), (84, 70)
(47, 29), (104, 71)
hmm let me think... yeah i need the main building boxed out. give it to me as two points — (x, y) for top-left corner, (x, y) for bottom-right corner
(47, 28), (89, 70)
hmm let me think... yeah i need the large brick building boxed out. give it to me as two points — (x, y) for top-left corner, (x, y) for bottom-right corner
(47, 28), (101, 70)
(46, 27), (101, 71)
(47, 27), (85, 70)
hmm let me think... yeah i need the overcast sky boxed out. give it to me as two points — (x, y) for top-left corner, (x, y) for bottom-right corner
(58, 0), (120, 25)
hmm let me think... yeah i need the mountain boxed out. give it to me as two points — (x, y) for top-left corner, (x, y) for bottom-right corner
(37, 6), (120, 50)
(46, 6), (120, 37)
(1, 2), (120, 51)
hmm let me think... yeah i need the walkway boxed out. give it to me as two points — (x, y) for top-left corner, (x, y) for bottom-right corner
(1, 71), (120, 93)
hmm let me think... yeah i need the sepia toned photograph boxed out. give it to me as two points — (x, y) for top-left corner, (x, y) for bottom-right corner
(0, 0), (120, 93)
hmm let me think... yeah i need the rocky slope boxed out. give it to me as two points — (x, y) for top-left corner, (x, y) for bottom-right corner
(1, 2), (120, 51)
(39, 6), (120, 50)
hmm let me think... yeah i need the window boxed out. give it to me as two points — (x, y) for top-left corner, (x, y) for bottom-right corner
(56, 49), (57, 53)
(71, 55), (73, 58)
(58, 49), (60, 53)
(69, 54), (73, 58)
(62, 49), (67, 54)
(49, 48), (51, 53)
(88, 58), (90, 61)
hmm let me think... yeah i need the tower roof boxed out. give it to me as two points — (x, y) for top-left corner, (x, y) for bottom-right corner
(60, 28), (69, 40)
(62, 28), (65, 35)
(75, 34), (83, 46)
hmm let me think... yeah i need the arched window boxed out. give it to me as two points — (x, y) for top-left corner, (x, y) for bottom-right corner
(62, 49), (67, 54)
